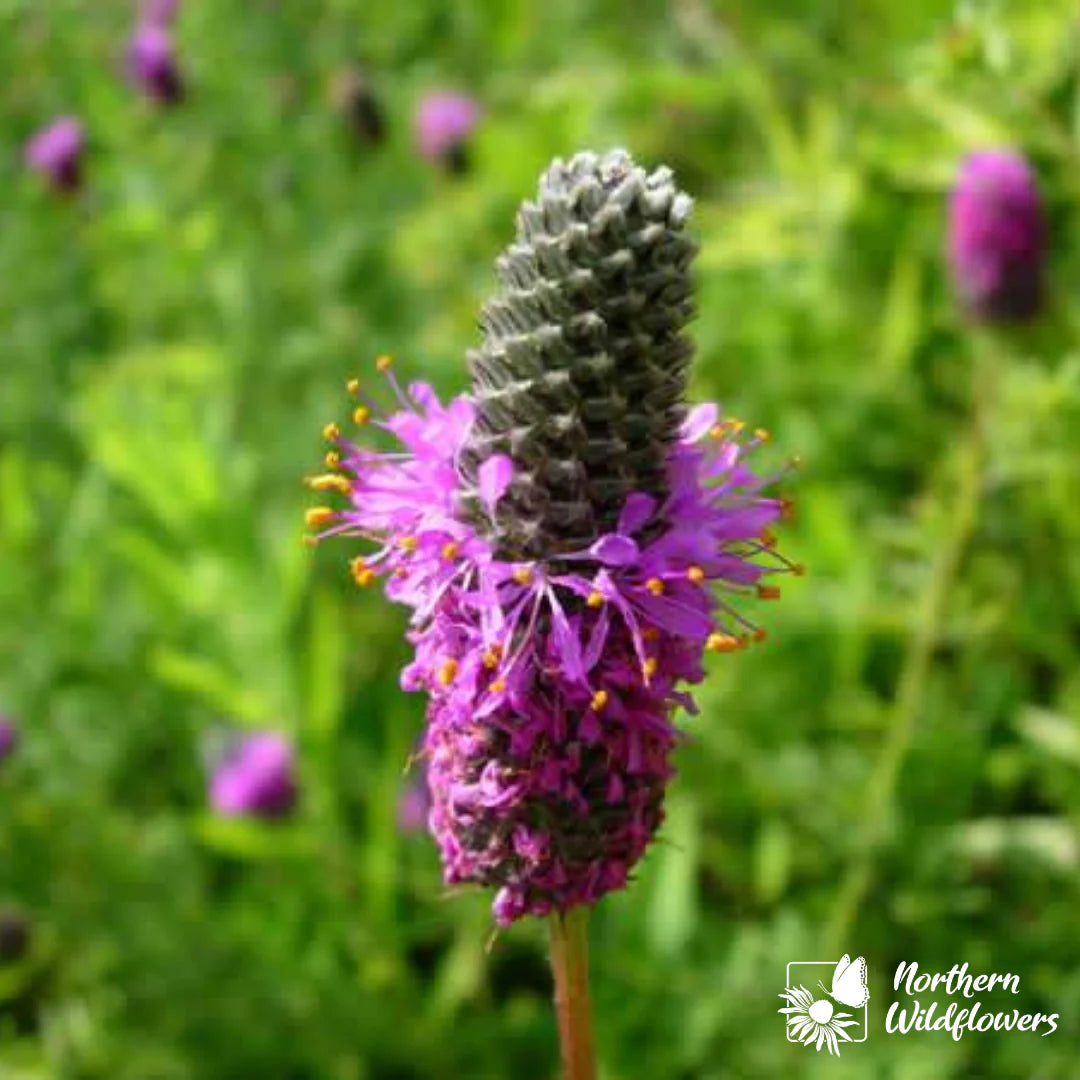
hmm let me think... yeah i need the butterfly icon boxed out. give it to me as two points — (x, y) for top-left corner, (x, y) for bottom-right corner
(818, 954), (870, 1009)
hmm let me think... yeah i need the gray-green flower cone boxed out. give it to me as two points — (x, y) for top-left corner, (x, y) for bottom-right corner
(457, 149), (699, 560)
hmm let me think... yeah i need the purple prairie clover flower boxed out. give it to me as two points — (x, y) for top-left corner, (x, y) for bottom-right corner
(947, 150), (1046, 322)
(24, 117), (85, 194)
(0, 716), (16, 765)
(209, 732), (298, 819)
(414, 91), (479, 172)
(128, 22), (184, 105)
(304, 151), (799, 926)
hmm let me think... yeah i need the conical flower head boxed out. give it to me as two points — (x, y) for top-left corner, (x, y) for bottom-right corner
(458, 150), (697, 559)
(24, 117), (85, 194)
(947, 149), (1046, 322)
(305, 150), (798, 924)
(128, 22), (184, 105)
(208, 732), (298, 819)
(414, 92), (479, 172)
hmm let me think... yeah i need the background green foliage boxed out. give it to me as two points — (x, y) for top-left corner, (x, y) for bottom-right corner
(3, 1), (1080, 1077)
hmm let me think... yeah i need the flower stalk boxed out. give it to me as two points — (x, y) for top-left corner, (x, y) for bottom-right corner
(549, 908), (597, 1080)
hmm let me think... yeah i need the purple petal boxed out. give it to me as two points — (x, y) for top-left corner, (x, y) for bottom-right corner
(607, 773), (625, 803)
(682, 402), (719, 442)
(547, 589), (586, 685)
(711, 554), (769, 584)
(633, 591), (713, 637)
(478, 454), (513, 513)
(589, 534), (640, 566)
(578, 706), (603, 744)
(582, 607), (610, 672)
(618, 492), (657, 535)
(408, 381), (437, 410)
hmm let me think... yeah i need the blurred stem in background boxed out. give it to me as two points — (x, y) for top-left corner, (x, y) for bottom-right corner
(825, 333), (1000, 957)
(549, 908), (597, 1080)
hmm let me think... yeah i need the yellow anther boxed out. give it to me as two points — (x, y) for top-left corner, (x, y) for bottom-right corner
(346, 378), (360, 395)
(760, 528), (777, 548)
(350, 557), (374, 586)
(586, 590), (604, 609)
(706, 632), (740, 653)
(305, 507), (335, 528)
(757, 584), (781, 600)
(322, 422), (340, 441)
(489, 678), (507, 694)
(590, 690), (609, 712)
(482, 645), (503, 670)
(324, 451), (341, 470)
(306, 474), (350, 494)
(754, 427), (770, 442)
(437, 658), (458, 687)
(512, 567), (534, 586)
(353, 405), (370, 425)
(686, 565), (705, 584)
(708, 424), (725, 440)
(645, 577), (665, 596)
(725, 418), (745, 435)
(441, 541), (460, 561)
(399, 535), (418, 553)
(375, 354), (393, 372)
(642, 657), (658, 679)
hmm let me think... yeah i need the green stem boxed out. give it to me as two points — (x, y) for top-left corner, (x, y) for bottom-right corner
(824, 340), (994, 956)
(549, 908), (597, 1080)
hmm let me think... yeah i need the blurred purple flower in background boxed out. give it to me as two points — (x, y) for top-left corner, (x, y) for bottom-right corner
(128, 22), (184, 104)
(24, 117), (85, 194)
(414, 91), (479, 173)
(947, 150), (1046, 322)
(209, 732), (297, 819)
(0, 716), (18, 766)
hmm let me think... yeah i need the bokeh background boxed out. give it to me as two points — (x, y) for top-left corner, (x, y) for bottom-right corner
(3, 1), (1080, 1077)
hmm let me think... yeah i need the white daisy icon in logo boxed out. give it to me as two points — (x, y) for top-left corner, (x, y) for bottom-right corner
(779, 954), (869, 1055)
